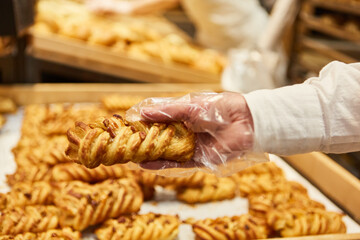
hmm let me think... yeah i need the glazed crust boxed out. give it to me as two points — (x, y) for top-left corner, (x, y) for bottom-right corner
(192, 214), (269, 240)
(0, 114), (5, 129)
(137, 170), (217, 188)
(54, 179), (143, 230)
(0, 182), (53, 210)
(0, 206), (60, 235)
(51, 163), (132, 183)
(0, 96), (16, 113)
(176, 178), (236, 204)
(248, 182), (324, 218)
(267, 208), (346, 237)
(66, 115), (195, 168)
(95, 213), (180, 240)
(101, 95), (145, 111)
(0, 228), (81, 240)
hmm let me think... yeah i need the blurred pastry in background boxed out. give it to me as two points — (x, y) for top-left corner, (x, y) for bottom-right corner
(0, 96), (17, 113)
(0, 114), (5, 129)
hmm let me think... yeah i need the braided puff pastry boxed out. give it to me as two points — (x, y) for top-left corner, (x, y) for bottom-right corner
(54, 179), (143, 230)
(51, 163), (132, 183)
(96, 213), (180, 240)
(6, 164), (52, 186)
(66, 115), (195, 168)
(176, 177), (236, 204)
(0, 206), (60, 235)
(249, 182), (324, 218)
(192, 214), (269, 240)
(267, 208), (346, 237)
(0, 114), (5, 129)
(0, 228), (81, 240)
(0, 181), (53, 210)
(101, 95), (145, 111)
(137, 170), (217, 188)
(238, 162), (284, 177)
(232, 173), (291, 197)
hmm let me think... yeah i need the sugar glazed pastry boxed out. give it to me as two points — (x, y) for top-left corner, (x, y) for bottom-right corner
(54, 179), (143, 230)
(176, 177), (236, 204)
(0, 96), (17, 113)
(66, 115), (195, 168)
(191, 214), (269, 240)
(0, 181), (53, 210)
(0, 205), (60, 235)
(0, 115), (5, 129)
(267, 208), (346, 237)
(95, 213), (180, 240)
(101, 95), (145, 111)
(0, 228), (81, 240)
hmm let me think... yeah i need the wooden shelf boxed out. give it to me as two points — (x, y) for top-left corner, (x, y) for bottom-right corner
(301, 14), (360, 44)
(300, 37), (358, 63)
(29, 33), (221, 84)
(308, 0), (360, 16)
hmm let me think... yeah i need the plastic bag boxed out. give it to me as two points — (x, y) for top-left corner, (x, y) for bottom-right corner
(126, 92), (269, 177)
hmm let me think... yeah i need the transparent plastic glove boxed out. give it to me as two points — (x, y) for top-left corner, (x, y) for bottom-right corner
(126, 92), (268, 176)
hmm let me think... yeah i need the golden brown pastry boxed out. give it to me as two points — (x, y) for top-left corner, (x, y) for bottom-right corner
(14, 136), (70, 167)
(237, 162), (284, 177)
(16, 105), (46, 145)
(176, 178), (236, 204)
(66, 115), (195, 168)
(0, 96), (16, 113)
(0, 114), (5, 129)
(101, 95), (145, 111)
(267, 208), (346, 237)
(0, 228), (81, 240)
(192, 214), (269, 240)
(95, 213), (180, 240)
(6, 164), (53, 186)
(137, 170), (217, 188)
(232, 173), (291, 197)
(0, 206), (60, 235)
(54, 179), (143, 230)
(51, 162), (132, 182)
(248, 182), (324, 218)
(0, 181), (53, 210)
(41, 104), (109, 136)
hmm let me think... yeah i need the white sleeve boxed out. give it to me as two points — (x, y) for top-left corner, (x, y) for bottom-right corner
(244, 61), (360, 155)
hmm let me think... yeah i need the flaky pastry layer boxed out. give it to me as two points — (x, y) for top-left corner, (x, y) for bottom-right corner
(66, 115), (195, 168)
(96, 213), (180, 240)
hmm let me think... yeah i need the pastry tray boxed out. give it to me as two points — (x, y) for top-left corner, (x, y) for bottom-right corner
(1, 110), (360, 239)
(0, 83), (359, 239)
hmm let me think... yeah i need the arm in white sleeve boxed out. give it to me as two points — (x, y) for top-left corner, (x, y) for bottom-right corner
(244, 61), (360, 155)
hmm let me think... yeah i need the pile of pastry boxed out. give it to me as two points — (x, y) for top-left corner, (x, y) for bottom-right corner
(1, 95), (346, 240)
(33, 0), (226, 75)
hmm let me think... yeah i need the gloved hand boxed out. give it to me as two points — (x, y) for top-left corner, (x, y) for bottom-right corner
(126, 92), (255, 173)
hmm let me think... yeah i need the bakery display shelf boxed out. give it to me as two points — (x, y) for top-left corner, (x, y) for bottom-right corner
(308, 0), (360, 16)
(301, 13), (360, 44)
(29, 33), (221, 84)
(300, 36), (358, 63)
